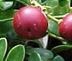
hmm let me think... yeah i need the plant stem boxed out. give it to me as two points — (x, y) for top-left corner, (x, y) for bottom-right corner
(49, 33), (64, 41)
(48, 33), (68, 45)
(69, 0), (71, 7)
(53, 13), (69, 19)
(70, 7), (72, 12)
(54, 15), (65, 19)
(31, 0), (51, 10)
(31, 0), (44, 9)
(0, 18), (13, 22)
(47, 14), (59, 23)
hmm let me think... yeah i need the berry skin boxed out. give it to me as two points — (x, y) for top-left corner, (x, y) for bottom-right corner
(13, 6), (48, 40)
(59, 13), (72, 41)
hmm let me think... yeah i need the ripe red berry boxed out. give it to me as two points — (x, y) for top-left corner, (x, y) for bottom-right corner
(13, 6), (48, 40)
(59, 13), (72, 40)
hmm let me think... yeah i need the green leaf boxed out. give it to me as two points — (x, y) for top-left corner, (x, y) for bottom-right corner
(46, 0), (58, 7)
(34, 48), (54, 61)
(52, 5), (70, 15)
(28, 52), (42, 61)
(59, 0), (69, 6)
(0, 0), (4, 1)
(26, 48), (54, 61)
(6, 30), (21, 41)
(0, 38), (7, 61)
(41, 0), (46, 3)
(52, 0), (70, 15)
(0, 9), (14, 20)
(0, 1), (4, 10)
(52, 55), (65, 61)
(0, 8), (14, 35)
(36, 0), (42, 3)
(5, 45), (25, 61)
(48, 19), (59, 36)
(52, 45), (72, 53)
(44, 0), (70, 15)
(0, 21), (13, 35)
(0, 1), (13, 10)
(17, 0), (31, 5)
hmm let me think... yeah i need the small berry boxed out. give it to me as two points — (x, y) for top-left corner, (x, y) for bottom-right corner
(59, 13), (72, 40)
(13, 6), (48, 40)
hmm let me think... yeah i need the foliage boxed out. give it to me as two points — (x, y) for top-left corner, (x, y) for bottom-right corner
(0, 0), (72, 61)
(0, 38), (65, 61)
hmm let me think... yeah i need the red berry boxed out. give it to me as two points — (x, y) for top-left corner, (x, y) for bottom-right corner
(13, 6), (48, 40)
(59, 13), (72, 40)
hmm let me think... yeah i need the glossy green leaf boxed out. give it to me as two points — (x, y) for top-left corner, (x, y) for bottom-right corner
(52, 0), (70, 15)
(0, 21), (13, 35)
(44, 0), (70, 15)
(0, 1), (13, 10)
(0, 1), (4, 10)
(52, 45), (72, 53)
(0, 9), (14, 20)
(59, 0), (69, 6)
(52, 5), (70, 15)
(26, 47), (54, 61)
(46, 0), (58, 7)
(6, 30), (21, 41)
(5, 45), (25, 61)
(52, 55), (65, 61)
(0, 8), (14, 35)
(17, 0), (31, 5)
(34, 48), (54, 61)
(0, 38), (7, 61)
(28, 52), (42, 61)
(48, 19), (59, 36)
